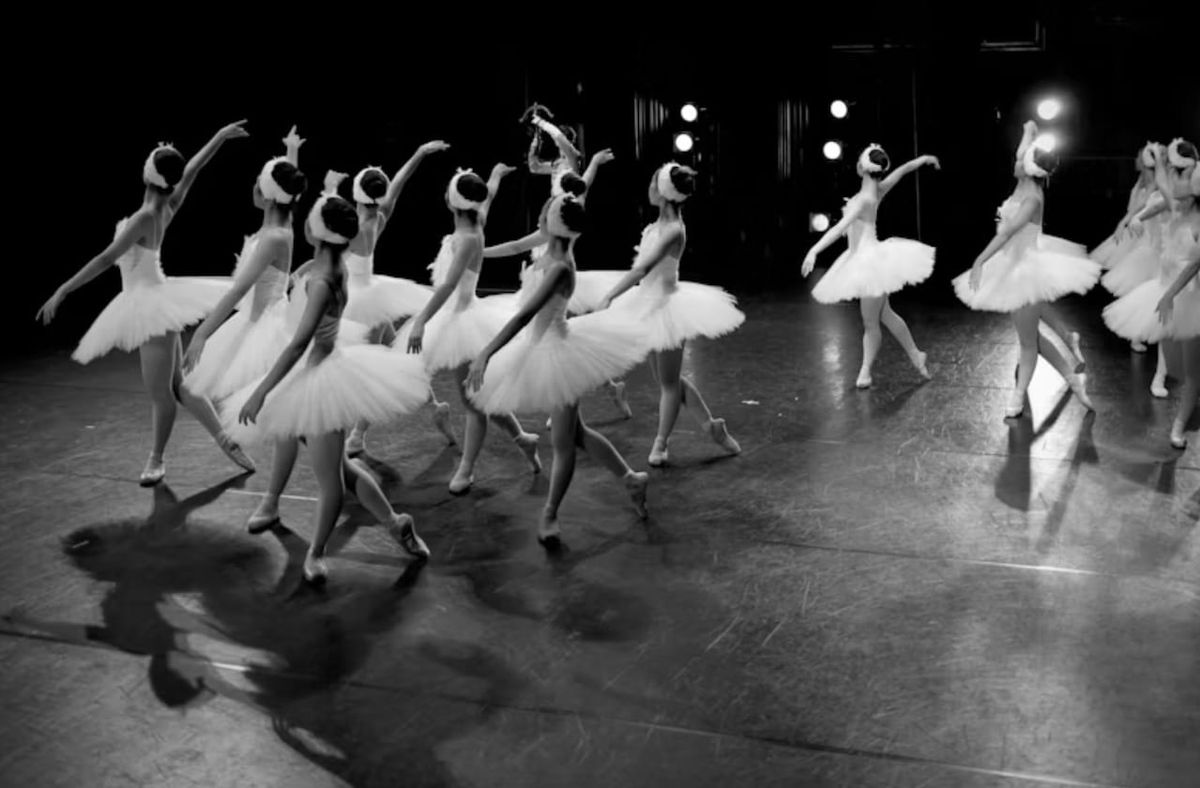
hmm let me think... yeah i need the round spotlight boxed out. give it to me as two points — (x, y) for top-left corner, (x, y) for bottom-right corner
(1034, 132), (1058, 153)
(674, 132), (695, 153)
(680, 103), (699, 123)
(810, 212), (831, 232)
(822, 140), (844, 161)
(1036, 98), (1062, 121)
(830, 100), (848, 119)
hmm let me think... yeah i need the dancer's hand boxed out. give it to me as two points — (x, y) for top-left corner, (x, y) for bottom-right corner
(968, 264), (983, 291)
(239, 391), (265, 425)
(36, 288), (65, 324)
(595, 296), (613, 313)
(801, 250), (817, 277)
(490, 163), (517, 180)
(924, 155), (941, 170)
(466, 355), (488, 392)
(406, 321), (425, 354)
(1023, 120), (1039, 136)
(592, 149), (615, 167)
(182, 339), (205, 374)
(1156, 293), (1174, 325)
(323, 170), (348, 194)
(419, 140), (450, 156)
(218, 120), (250, 141)
(282, 125), (305, 153)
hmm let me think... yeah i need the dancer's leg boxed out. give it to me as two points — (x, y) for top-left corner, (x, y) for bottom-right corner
(303, 431), (346, 582)
(138, 334), (179, 482)
(880, 297), (931, 379)
(1171, 339), (1199, 448)
(347, 323), (391, 455)
(1010, 305), (1041, 417)
(247, 438), (300, 533)
(575, 406), (648, 518)
(168, 333), (255, 471)
(1039, 305), (1085, 372)
(343, 455), (429, 558)
(857, 297), (884, 388)
(650, 349), (684, 465)
(1151, 343), (1169, 398)
(540, 404), (580, 541)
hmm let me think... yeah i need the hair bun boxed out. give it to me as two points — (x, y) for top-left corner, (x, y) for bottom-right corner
(559, 171), (587, 197)
(274, 161), (308, 198)
(456, 173), (489, 203)
(321, 196), (360, 241)
(154, 149), (185, 187)
(670, 167), (696, 196)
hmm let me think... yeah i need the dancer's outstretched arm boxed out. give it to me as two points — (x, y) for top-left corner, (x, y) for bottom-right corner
(405, 235), (482, 353)
(282, 125), (304, 167)
(237, 278), (330, 425)
(801, 197), (866, 275)
(967, 197), (1038, 289)
(379, 141), (450, 221)
(479, 163), (516, 226)
(528, 133), (554, 175)
(169, 120), (249, 212)
(581, 149), (615, 189)
(597, 224), (686, 307)
(466, 265), (570, 391)
(1014, 120), (1038, 167)
(183, 234), (289, 371)
(482, 232), (549, 259)
(531, 115), (582, 169)
(36, 211), (155, 324)
(879, 155), (940, 195)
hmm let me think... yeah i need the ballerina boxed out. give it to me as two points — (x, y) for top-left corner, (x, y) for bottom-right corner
(36, 120), (256, 486)
(801, 144), (938, 388)
(399, 167), (542, 494)
(953, 121), (1100, 419)
(467, 193), (649, 547)
(595, 163), (744, 467)
(182, 126), (308, 401)
(1104, 139), (1200, 447)
(228, 191), (432, 583)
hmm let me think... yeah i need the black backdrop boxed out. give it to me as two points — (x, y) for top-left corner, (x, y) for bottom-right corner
(12, 7), (1198, 359)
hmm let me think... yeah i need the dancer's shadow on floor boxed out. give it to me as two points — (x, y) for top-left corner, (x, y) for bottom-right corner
(994, 388), (1073, 512)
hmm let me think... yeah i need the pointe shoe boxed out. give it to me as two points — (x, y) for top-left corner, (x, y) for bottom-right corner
(246, 504), (280, 535)
(515, 433), (542, 474)
(1004, 392), (1025, 419)
(448, 473), (474, 495)
(536, 515), (563, 551)
(218, 436), (256, 473)
(1169, 429), (1187, 450)
(911, 350), (932, 380)
(624, 471), (649, 519)
(708, 418), (741, 455)
(139, 456), (165, 487)
(1131, 341), (1148, 353)
(608, 381), (634, 419)
(302, 555), (328, 586)
(1150, 376), (1168, 399)
(433, 402), (457, 446)
(545, 416), (552, 430)
(387, 514), (430, 560)
(1069, 332), (1086, 373)
(1068, 373), (1096, 412)
(345, 430), (366, 457)
(648, 439), (669, 467)
(855, 371), (873, 389)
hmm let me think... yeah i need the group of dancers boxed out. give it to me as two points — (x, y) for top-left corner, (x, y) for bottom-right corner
(35, 106), (1198, 582)
(37, 107), (744, 583)
(800, 120), (1198, 447)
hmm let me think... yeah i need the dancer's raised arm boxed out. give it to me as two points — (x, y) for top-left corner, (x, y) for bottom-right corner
(169, 120), (249, 212)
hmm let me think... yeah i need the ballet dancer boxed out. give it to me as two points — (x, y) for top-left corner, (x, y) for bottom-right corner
(1104, 139), (1200, 448)
(954, 121), (1100, 419)
(595, 163), (744, 467)
(400, 167), (542, 494)
(182, 126), (308, 400)
(801, 144), (938, 387)
(467, 193), (649, 547)
(230, 191), (432, 583)
(37, 120), (256, 486)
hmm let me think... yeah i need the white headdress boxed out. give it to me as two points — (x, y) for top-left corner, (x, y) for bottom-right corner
(258, 157), (296, 205)
(1140, 142), (1159, 169)
(656, 163), (689, 203)
(1023, 144), (1049, 178)
(1167, 138), (1197, 169)
(859, 143), (888, 174)
(1191, 165), (1200, 197)
(545, 194), (582, 239)
(447, 168), (483, 211)
(353, 166), (389, 205)
(142, 143), (178, 189)
(307, 194), (351, 245)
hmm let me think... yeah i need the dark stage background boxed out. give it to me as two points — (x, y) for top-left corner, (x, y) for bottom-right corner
(12, 6), (1198, 359)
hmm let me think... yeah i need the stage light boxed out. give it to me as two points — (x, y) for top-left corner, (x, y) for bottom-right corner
(674, 132), (695, 153)
(1034, 132), (1058, 153)
(681, 103), (699, 123)
(830, 100), (848, 119)
(1036, 97), (1062, 121)
(823, 140), (843, 160)
(810, 212), (831, 232)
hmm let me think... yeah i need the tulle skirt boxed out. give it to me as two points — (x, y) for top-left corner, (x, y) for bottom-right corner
(570, 270), (627, 314)
(1101, 239), (1160, 296)
(183, 299), (292, 400)
(613, 281), (745, 352)
(811, 238), (936, 303)
(345, 276), (432, 327)
(952, 242), (1101, 313)
(220, 344), (431, 444)
(73, 279), (230, 364)
(468, 313), (648, 414)
(393, 297), (511, 373)
(1103, 279), (1200, 343)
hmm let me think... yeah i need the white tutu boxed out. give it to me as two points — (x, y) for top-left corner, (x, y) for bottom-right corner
(221, 344), (430, 444)
(1103, 279), (1200, 342)
(1089, 234), (1121, 268)
(1101, 238), (1160, 296)
(570, 270), (627, 314)
(287, 272), (375, 348)
(614, 281), (745, 351)
(811, 226), (935, 304)
(393, 294), (511, 372)
(953, 228), (1101, 313)
(183, 300), (292, 400)
(345, 275), (431, 326)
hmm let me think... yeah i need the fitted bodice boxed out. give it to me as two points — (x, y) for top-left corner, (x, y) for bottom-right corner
(233, 233), (291, 318)
(634, 223), (682, 293)
(520, 259), (570, 341)
(996, 197), (1043, 253)
(428, 233), (482, 310)
(344, 251), (375, 287)
(1160, 215), (1200, 285)
(309, 274), (348, 356)
(113, 219), (167, 289)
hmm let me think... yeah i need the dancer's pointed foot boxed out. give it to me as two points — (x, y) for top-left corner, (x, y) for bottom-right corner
(1069, 373), (1096, 412)
(648, 437), (669, 467)
(855, 369), (873, 389)
(217, 434), (256, 473)
(624, 471), (649, 518)
(1131, 340), (1148, 353)
(1005, 390), (1025, 419)
(139, 455), (165, 487)
(387, 513), (430, 560)
(515, 432), (542, 474)
(1069, 332), (1086, 373)
(246, 498), (280, 535)
(708, 418), (741, 455)
(448, 470), (474, 496)
(1150, 374), (1168, 399)
(345, 429), (366, 457)
(302, 554), (328, 586)
(433, 402), (456, 446)
(910, 350), (932, 381)
(608, 380), (633, 419)
(537, 512), (563, 551)
(1170, 424), (1188, 450)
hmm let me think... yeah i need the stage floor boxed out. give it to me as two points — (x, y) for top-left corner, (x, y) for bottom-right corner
(1, 291), (1196, 788)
